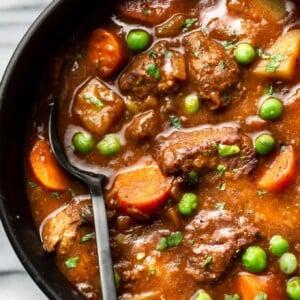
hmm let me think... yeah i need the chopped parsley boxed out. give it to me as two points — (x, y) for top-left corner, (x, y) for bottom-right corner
(114, 270), (121, 288)
(194, 51), (201, 58)
(254, 292), (268, 300)
(149, 50), (158, 60)
(257, 190), (267, 197)
(182, 18), (197, 32)
(203, 256), (213, 267)
(217, 164), (226, 177)
(148, 268), (156, 276)
(164, 50), (173, 58)
(83, 94), (104, 110)
(212, 142), (241, 157)
(215, 202), (225, 210)
(222, 93), (231, 103)
(146, 64), (161, 80)
(265, 53), (286, 73)
(188, 170), (198, 184)
(170, 115), (182, 129)
(65, 257), (79, 269)
(256, 48), (271, 59)
(223, 40), (238, 50)
(51, 192), (61, 199)
(218, 60), (227, 69)
(219, 182), (226, 191)
(224, 294), (240, 300)
(28, 180), (37, 188)
(156, 232), (184, 251)
(80, 232), (95, 243)
(142, 7), (150, 15)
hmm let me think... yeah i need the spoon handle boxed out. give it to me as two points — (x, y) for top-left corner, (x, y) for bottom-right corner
(89, 178), (117, 300)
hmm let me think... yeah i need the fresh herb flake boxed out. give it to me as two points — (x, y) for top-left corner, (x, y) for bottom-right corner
(222, 93), (231, 103)
(65, 257), (79, 269)
(80, 232), (95, 243)
(28, 180), (37, 188)
(188, 170), (198, 184)
(146, 64), (161, 80)
(254, 292), (268, 300)
(215, 202), (225, 210)
(51, 192), (61, 199)
(223, 40), (237, 50)
(83, 94), (104, 110)
(256, 48), (271, 59)
(182, 18), (197, 32)
(148, 268), (156, 276)
(265, 53), (286, 73)
(157, 237), (168, 251)
(217, 164), (226, 177)
(157, 232), (184, 251)
(164, 50), (173, 58)
(219, 182), (226, 191)
(170, 115), (182, 129)
(224, 294), (240, 300)
(212, 142), (241, 157)
(142, 8), (150, 15)
(149, 50), (158, 60)
(257, 190), (267, 197)
(218, 60), (227, 69)
(203, 256), (213, 267)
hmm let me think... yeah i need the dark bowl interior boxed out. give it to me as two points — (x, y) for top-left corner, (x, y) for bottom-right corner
(0, 0), (116, 298)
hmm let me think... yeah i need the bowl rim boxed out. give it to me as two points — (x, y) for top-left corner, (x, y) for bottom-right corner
(0, 1), (85, 299)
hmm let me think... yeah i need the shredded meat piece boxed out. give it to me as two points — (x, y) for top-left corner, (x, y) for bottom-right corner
(41, 199), (92, 254)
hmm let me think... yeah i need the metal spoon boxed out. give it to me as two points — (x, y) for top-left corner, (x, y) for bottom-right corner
(48, 104), (117, 300)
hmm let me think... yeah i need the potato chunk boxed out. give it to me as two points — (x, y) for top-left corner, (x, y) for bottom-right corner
(73, 78), (124, 136)
(253, 30), (300, 80)
(227, 0), (286, 22)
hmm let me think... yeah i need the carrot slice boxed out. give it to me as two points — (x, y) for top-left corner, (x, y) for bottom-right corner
(236, 272), (285, 300)
(29, 139), (70, 190)
(87, 28), (124, 78)
(112, 165), (171, 214)
(257, 145), (297, 192)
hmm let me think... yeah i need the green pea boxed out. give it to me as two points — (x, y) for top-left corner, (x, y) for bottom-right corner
(287, 277), (300, 300)
(254, 134), (275, 156)
(234, 43), (256, 64)
(242, 246), (267, 272)
(183, 94), (200, 114)
(193, 290), (213, 300)
(178, 193), (198, 216)
(97, 134), (121, 156)
(73, 132), (94, 153)
(127, 30), (150, 51)
(269, 235), (289, 256)
(280, 253), (298, 275)
(259, 97), (283, 120)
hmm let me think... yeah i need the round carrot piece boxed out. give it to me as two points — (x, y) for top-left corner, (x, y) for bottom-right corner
(29, 139), (70, 190)
(112, 165), (171, 214)
(87, 28), (124, 78)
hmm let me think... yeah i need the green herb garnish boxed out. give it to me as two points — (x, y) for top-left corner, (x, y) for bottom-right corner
(80, 232), (95, 243)
(157, 232), (184, 251)
(265, 53), (286, 73)
(182, 18), (197, 32)
(217, 164), (226, 177)
(83, 94), (104, 109)
(203, 256), (213, 267)
(164, 50), (173, 58)
(215, 202), (225, 210)
(146, 64), (161, 80)
(65, 257), (79, 269)
(224, 294), (240, 300)
(218, 60), (227, 69)
(212, 142), (241, 157)
(254, 292), (268, 300)
(170, 115), (182, 129)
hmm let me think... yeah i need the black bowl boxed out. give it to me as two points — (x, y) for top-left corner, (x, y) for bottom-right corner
(0, 0), (115, 298)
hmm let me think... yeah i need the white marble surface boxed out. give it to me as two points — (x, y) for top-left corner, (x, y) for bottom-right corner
(0, 0), (51, 298)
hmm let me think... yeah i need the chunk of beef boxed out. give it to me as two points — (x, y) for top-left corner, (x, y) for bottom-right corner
(183, 31), (239, 109)
(73, 77), (124, 136)
(41, 199), (92, 254)
(125, 109), (161, 142)
(183, 210), (260, 283)
(154, 127), (257, 179)
(117, 0), (186, 26)
(119, 42), (186, 100)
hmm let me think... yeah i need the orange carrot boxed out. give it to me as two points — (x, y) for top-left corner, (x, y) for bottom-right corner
(112, 165), (171, 214)
(87, 28), (124, 78)
(236, 272), (285, 300)
(257, 145), (297, 192)
(29, 139), (70, 191)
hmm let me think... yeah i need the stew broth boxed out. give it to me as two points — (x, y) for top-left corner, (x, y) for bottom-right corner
(25, 0), (300, 299)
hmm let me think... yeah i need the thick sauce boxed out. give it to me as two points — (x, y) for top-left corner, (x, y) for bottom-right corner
(25, 0), (300, 299)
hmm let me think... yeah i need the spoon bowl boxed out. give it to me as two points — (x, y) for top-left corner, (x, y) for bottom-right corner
(48, 104), (117, 300)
